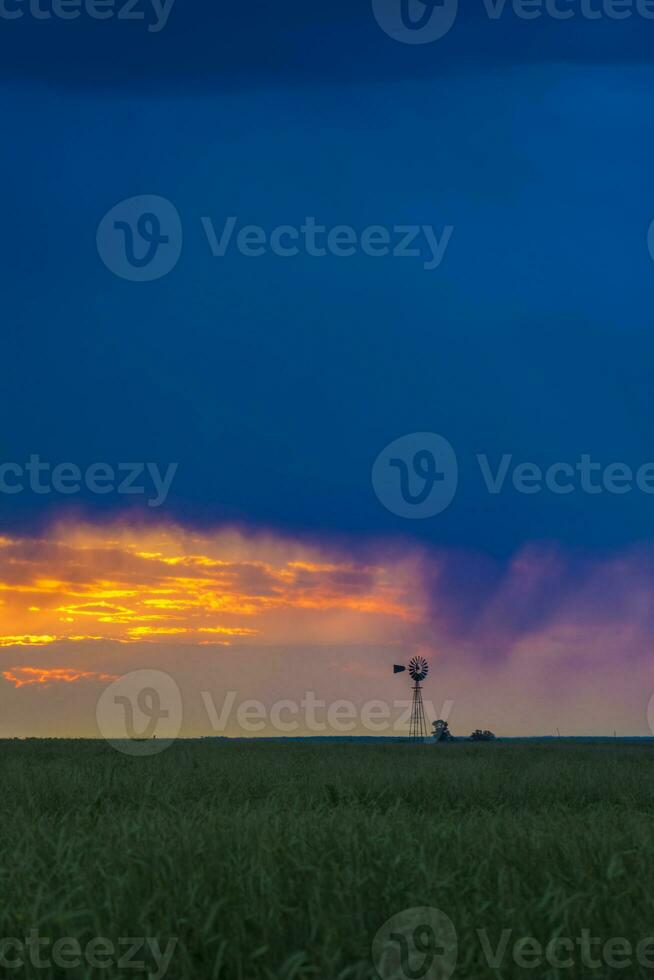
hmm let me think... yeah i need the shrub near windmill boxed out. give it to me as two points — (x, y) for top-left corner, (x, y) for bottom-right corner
(393, 657), (430, 741)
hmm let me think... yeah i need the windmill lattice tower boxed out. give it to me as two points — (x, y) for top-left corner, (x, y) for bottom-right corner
(393, 656), (429, 741)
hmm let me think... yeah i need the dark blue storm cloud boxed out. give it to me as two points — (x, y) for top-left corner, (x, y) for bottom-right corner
(1, 1), (654, 557)
(2, 0), (654, 85)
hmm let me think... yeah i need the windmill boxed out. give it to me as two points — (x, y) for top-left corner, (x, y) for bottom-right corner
(393, 656), (429, 741)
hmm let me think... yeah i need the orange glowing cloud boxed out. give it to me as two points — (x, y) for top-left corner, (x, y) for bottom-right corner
(0, 521), (427, 650)
(1, 523), (653, 738)
(2, 667), (118, 689)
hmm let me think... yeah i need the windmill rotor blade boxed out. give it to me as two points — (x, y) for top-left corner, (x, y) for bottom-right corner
(408, 656), (429, 681)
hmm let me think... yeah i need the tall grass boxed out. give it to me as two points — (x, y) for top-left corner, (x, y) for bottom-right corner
(1, 739), (653, 979)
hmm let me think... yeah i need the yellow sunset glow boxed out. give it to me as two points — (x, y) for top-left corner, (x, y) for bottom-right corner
(0, 521), (426, 651)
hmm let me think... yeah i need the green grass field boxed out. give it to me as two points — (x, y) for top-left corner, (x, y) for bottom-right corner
(2, 739), (653, 979)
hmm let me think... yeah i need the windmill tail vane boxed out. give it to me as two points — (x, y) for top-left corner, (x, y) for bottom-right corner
(393, 657), (429, 740)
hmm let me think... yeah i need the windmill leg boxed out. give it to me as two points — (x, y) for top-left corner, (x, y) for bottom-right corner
(409, 681), (427, 740)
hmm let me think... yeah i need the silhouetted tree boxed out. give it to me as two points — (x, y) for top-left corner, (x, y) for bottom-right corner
(432, 719), (453, 742)
(470, 729), (496, 741)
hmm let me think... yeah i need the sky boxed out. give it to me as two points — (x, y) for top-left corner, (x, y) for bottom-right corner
(1, 0), (654, 737)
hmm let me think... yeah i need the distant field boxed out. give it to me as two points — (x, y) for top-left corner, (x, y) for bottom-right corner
(2, 739), (654, 979)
